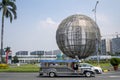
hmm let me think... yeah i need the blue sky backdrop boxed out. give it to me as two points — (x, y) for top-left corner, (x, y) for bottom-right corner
(0, 0), (120, 53)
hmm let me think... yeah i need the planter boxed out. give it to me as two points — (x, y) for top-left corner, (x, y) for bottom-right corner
(110, 58), (120, 71)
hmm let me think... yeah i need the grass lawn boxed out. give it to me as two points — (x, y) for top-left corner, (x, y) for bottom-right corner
(0, 62), (116, 72)
(0, 64), (39, 72)
(86, 61), (117, 71)
(92, 63), (112, 70)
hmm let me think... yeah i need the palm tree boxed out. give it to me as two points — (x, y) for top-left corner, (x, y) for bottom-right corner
(0, 0), (17, 62)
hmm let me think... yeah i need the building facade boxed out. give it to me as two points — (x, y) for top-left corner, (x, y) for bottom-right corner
(111, 37), (120, 54)
(100, 39), (111, 55)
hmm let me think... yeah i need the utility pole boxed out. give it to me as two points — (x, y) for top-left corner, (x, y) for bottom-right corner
(92, 1), (100, 66)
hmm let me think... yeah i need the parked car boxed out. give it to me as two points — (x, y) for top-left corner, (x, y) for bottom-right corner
(78, 63), (102, 74)
(39, 60), (95, 77)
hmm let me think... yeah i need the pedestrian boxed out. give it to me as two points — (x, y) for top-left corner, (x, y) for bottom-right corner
(73, 63), (78, 72)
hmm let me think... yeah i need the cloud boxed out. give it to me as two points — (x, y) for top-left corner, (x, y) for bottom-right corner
(37, 17), (58, 29)
(46, 17), (56, 24)
(30, 17), (59, 51)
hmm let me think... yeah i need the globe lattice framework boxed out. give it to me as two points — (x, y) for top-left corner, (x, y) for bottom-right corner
(56, 14), (101, 59)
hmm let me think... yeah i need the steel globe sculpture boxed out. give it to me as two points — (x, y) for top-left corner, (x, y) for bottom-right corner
(56, 14), (101, 59)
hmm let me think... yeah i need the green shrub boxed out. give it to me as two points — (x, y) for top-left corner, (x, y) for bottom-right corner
(110, 58), (120, 66)
(0, 64), (9, 69)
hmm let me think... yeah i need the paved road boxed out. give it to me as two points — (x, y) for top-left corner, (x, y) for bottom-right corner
(0, 71), (120, 80)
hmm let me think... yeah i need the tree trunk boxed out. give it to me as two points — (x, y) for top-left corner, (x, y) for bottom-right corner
(0, 13), (4, 63)
(113, 65), (118, 71)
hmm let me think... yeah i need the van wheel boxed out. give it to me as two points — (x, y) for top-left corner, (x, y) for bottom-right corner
(85, 72), (91, 77)
(39, 73), (43, 76)
(95, 69), (99, 74)
(49, 72), (55, 77)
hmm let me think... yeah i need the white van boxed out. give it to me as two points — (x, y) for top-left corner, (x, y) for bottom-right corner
(78, 63), (102, 74)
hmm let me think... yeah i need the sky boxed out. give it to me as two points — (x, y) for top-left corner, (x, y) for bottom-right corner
(0, 0), (120, 53)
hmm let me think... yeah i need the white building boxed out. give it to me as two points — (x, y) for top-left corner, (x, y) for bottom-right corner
(15, 50), (62, 63)
(101, 39), (111, 55)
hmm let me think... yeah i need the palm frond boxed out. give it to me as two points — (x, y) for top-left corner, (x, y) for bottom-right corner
(1, 0), (17, 22)
(5, 9), (13, 22)
(5, 9), (9, 18)
(10, 0), (16, 2)
(0, 7), (2, 11)
(0, 2), (2, 5)
(9, 12), (13, 23)
(9, 8), (17, 19)
(0, 2), (3, 10)
(8, 1), (17, 10)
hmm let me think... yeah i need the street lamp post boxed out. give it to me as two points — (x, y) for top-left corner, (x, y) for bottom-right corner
(92, 1), (99, 23)
(92, 1), (100, 66)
